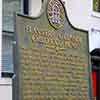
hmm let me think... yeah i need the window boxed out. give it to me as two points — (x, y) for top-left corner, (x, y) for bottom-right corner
(2, 0), (21, 32)
(2, 34), (13, 74)
(92, 0), (100, 17)
(93, 0), (100, 12)
(23, 0), (29, 15)
(2, 0), (29, 76)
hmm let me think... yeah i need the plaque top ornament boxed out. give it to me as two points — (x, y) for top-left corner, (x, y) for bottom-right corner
(47, 0), (65, 29)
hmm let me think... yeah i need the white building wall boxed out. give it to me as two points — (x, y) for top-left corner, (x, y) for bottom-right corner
(0, 0), (12, 100)
(64, 0), (100, 30)
(64, 0), (90, 30)
(0, 79), (12, 100)
(29, 0), (42, 17)
(89, 28), (100, 52)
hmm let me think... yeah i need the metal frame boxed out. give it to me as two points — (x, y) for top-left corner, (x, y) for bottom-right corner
(13, 14), (20, 100)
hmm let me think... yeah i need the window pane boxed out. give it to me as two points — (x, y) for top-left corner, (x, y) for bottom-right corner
(23, 0), (29, 15)
(2, 0), (21, 32)
(2, 35), (13, 73)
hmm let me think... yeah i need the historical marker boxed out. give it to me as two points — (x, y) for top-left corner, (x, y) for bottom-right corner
(13, 0), (92, 100)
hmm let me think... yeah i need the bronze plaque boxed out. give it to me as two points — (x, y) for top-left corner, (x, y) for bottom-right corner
(14, 0), (92, 100)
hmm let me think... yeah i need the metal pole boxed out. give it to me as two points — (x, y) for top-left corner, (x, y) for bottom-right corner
(91, 55), (100, 100)
(96, 64), (100, 100)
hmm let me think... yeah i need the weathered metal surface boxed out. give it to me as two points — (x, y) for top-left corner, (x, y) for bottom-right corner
(13, 0), (92, 100)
